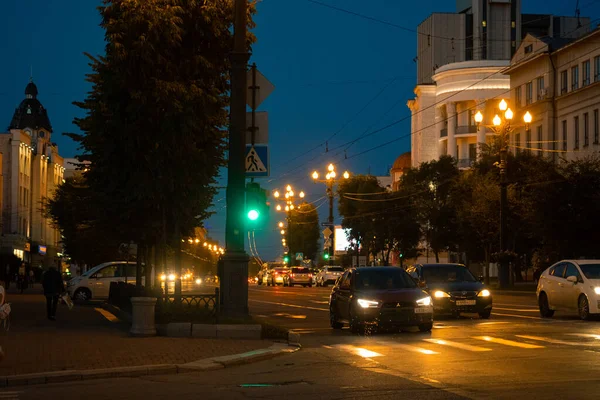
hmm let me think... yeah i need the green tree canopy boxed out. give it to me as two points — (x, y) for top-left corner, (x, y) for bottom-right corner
(287, 202), (320, 264)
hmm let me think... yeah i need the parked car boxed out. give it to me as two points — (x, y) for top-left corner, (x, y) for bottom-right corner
(315, 266), (344, 287)
(66, 261), (141, 303)
(537, 259), (600, 320)
(266, 267), (290, 286)
(329, 266), (433, 333)
(406, 263), (492, 319)
(283, 267), (313, 287)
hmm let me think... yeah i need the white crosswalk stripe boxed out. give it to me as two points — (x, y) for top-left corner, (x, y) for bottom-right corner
(377, 342), (439, 355)
(516, 334), (596, 346)
(474, 336), (545, 349)
(0, 392), (21, 399)
(423, 338), (492, 352)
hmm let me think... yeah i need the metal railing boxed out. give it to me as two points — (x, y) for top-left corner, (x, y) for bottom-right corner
(165, 287), (220, 316)
(440, 128), (448, 137)
(457, 158), (475, 168)
(456, 125), (477, 135)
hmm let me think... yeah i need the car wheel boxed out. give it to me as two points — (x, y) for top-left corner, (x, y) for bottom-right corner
(578, 295), (591, 321)
(308, 284), (313, 288)
(418, 322), (433, 332)
(257, 279), (262, 286)
(330, 306), (343, 329)
(538, 292), (554, 318)
(479, 310), (491, 319)
(302, 284), (307, 288)
(73, 288), (91, 304)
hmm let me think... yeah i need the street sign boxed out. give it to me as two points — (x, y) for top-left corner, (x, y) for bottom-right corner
(246, 111), (269, 144)
(247, 68), (275, 109)
(295, 252), (303, 261)
(245, 145), (269, 177)
(322, 227), (332, 238)
(324, 239), (331, 248)
(359, 256), (367, 267)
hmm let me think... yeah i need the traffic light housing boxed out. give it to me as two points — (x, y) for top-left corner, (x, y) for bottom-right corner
(323, 252), (330, 260)
(246, 182), (269, 228)
(283, 254), (290, 264)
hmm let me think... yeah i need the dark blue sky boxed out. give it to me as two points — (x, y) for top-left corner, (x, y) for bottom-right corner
(1, 0), (598, 260)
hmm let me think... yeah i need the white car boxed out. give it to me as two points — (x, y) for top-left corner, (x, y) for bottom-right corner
(315, 266), (344, 287)
(67, 261), (140, 303)
(537, 259), (600, 320)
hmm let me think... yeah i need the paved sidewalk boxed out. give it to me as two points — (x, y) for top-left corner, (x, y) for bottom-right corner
(0, 285), (270, 376)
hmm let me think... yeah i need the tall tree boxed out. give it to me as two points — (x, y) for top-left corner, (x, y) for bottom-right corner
(68, 0), (255, 296)
(287, 202), (320, 264)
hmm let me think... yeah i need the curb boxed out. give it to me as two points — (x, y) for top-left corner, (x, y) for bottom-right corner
(0, 343), (300, 388)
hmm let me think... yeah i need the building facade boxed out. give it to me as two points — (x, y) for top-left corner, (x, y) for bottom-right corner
(0, 80), (65, 266)
(410, 0), (588, 167)
(507, 29), (600, 161)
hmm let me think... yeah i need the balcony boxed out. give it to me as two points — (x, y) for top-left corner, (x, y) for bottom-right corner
(456, 125), (477, 135)
(440, 128), (448, 138)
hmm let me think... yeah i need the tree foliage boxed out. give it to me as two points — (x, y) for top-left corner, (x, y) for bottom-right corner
(287, 202), (320, 263)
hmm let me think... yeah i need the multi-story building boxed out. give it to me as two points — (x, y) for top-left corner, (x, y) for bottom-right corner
(506, 28), (600, 160)
(0, 80), (65, 266)
(409, 0), (588, 168)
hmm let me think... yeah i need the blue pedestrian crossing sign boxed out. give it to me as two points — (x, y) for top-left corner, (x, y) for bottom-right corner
(245, 145), (269, 177)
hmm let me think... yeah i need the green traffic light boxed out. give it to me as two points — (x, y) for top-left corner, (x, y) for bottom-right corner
(247, 209), (259, 221)
(323, 253), (330, 260)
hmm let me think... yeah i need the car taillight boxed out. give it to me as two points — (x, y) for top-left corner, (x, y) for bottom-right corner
(274, 272), (279, 275)
(308, 274), (313, 277)
(290, 274), (295, 278)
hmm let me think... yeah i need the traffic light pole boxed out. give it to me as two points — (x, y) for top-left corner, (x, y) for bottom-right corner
(221, 0), (249, 317)
(327, 182), (334, 266)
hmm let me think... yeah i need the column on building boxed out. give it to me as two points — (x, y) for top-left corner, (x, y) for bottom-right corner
(435, 105), (446, 157)
(447, 102), (457, 159)
(476, 99), (487, 159)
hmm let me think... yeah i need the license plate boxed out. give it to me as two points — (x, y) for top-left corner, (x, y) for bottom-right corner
(414, 307), (432, 314)
(456, 300), (476, 306)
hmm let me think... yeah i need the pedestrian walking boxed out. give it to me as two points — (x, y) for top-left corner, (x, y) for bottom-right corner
(28, 269), (35, 285)
(42, 266), (64, 321)
(3, 265), (10, 290)
(18, 263), (26, 294)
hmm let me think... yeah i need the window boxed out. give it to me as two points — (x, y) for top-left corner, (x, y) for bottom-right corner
(561, 70), (568, 94)
(536, 76), (545, 100)
(584, 113), (589, 147)
(564, 263), (583, 283)
(583, 60), (591, 86)
(469, 143), (477, 161)
(526, 81), (533, 105)
(524, 44), (533, 53)
(571, 65), (579, 90)
(595, 56), (600, 82)
(354, 269), (416, 290)
(515, 86), (522, 108)
(562, 120), (568, 151)
(595, 109), (599, 144)
(515, 132), (521, 154)
(339, 271), (351, 289)
(574, 116), (580, 149)
(526, 129), (531, 155)
(551, 263), (566, 278)
(580, 263), (600, 279)
(95, 266), (119, 279)
(537, 126), (543, 156)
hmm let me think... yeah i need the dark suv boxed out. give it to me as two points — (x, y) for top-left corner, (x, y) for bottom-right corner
(329, 267), (433, 333)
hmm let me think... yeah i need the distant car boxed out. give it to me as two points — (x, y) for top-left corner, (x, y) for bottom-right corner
(266, 267), (289, 286)
(329, 267), (433, 333)
(315, 266), (344, 287)
(406, 263), (492, 319)
(537, 260), (600, 320)
(283, 267), (313, 287)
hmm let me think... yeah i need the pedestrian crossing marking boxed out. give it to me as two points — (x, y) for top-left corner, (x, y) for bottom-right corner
(423, 338), (492, 352)
(474, 336), (545, 349)
(94, 307), (119, 322)
(378, 342), (439, 355)
(335, 345), (383, 358)
(516, 335), (585, 346)
(567, 333), (600, 340)
(0, 391), (21, 399)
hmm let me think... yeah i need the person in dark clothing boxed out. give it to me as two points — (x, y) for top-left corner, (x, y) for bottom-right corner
(42, 267), (65, 320)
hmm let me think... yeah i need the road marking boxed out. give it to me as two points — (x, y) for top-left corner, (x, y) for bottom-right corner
(474, 336), (544, 349)
(0, 392), (21, 399)
(309, 300), (329, 304)
(516, 335), (587, 346)
(494, 303), (538, 309)
(567, 333), (600, 340)
(492, 311), (541, 320)
(494, 307), (539, 312)
(423, 338), (492, 352)
(378, 342), (439, 355)
(94, 308), (119, 322)
(322, 345), (333, 349)
(272, 312), (307, 319)
(335, 345), (383, 358)
(249, 299), (328, 312)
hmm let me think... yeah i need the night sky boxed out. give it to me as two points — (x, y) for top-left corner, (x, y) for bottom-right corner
(1, 0), (598, 261)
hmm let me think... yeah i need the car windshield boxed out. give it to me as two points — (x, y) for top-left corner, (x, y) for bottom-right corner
(422, 265), (477, 283)
(354, 269), (416, 290)
(579, 264), (600, 279)
(82, 265), (102, 277)
(273, 268), (288, 274)
(327, 267), (344, 272)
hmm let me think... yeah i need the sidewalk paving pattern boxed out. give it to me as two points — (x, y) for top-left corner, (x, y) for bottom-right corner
(0, 285), (271, 377)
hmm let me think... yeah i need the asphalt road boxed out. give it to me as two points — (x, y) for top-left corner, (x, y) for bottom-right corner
(5, 285), (600, 400)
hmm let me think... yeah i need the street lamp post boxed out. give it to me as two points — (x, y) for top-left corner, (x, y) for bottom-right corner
(274, 185), (305, 265)
(475, 100), (532, 289)
(311, 164), (350, 266)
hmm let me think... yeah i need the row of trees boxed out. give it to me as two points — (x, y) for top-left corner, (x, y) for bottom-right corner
(338, 151), (600, 280)
(286, 202), (320, 264)
(47, 1), (255, 298)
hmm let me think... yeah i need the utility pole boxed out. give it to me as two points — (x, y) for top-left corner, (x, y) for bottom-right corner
(221, 0), (249, 317)
(499, 143), (509, 289)
(327, 181), (334, 266)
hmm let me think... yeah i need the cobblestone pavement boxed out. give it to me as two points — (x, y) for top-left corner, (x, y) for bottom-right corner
(0, 285), (269, 376)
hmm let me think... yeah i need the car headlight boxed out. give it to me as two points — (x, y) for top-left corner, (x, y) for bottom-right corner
(478, 289), (491, 297)
(195, 278), (202, 285)
(416, 296), (432, 306)
(594, 287), (600, 295)
(434, 291), (450, 298)
(168, 274), (176, 282)
(357, 299), (380, 308)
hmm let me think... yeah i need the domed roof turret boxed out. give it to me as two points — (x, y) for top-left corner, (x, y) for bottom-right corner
(25, 80), (38, 98)
(9, 80), (52, 132)
(391, 152), (411, 171)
